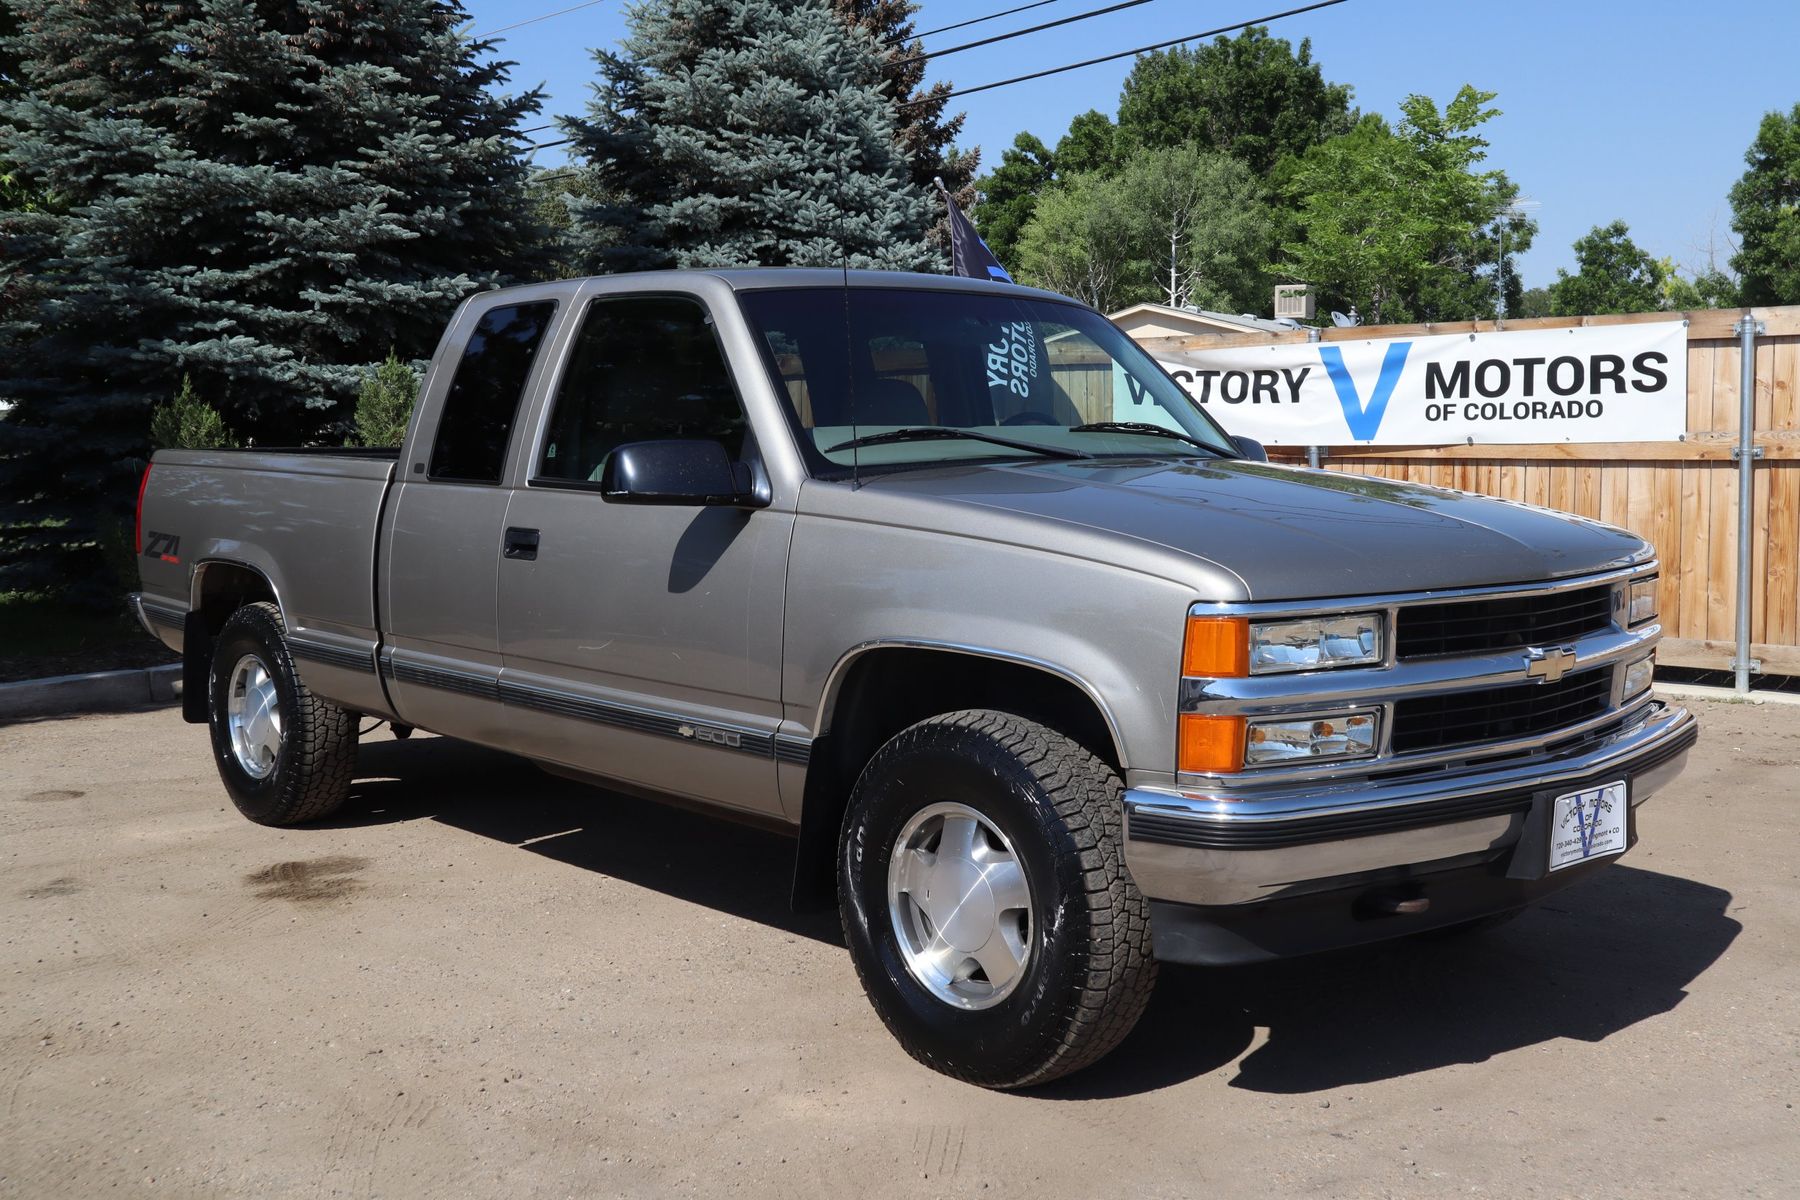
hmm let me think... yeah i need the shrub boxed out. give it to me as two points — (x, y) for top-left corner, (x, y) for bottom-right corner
(150, 376), (238, 449)
(352, 353), (420, 447)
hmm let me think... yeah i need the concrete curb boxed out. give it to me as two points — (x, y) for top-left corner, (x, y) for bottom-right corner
(0, 664), (183, 722)
(1655, 681), (1800, 708)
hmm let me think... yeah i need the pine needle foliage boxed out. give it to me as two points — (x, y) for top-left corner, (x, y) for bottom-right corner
(0, 0), (543, 602)
(561, 0), (937, 273)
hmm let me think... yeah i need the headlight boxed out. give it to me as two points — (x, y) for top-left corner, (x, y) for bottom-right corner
(1622, 653), (1654, 699)
(1628, 577), (1659, 626)
(1249, 613), (1383, 674)
(1245, 711), (1379, 766)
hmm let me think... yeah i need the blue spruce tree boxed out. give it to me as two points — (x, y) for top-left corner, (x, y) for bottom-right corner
(562, 0), (938, 272)
(0, 1), (542, 602)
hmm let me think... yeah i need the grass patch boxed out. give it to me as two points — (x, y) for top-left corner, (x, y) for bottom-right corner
(0, 590), (176, 683)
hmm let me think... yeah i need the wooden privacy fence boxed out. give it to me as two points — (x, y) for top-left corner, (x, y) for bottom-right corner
(1132, 308), (1800, 677)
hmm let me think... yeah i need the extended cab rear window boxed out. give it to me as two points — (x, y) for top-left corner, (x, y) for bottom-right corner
(427, 300), (558, 483)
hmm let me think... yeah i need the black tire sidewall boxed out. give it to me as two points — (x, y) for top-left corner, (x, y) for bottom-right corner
(207, 606), (303, 822)
(839, 724), (1099, 1085)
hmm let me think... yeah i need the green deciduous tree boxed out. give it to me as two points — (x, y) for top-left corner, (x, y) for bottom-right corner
(0, 0), (543, 602)
(1548, 221), (1667, 315)
(1116, 26), (1354, 176)
(1117, 146), (1273, 312)
(1729, 104), (1800, 305)
(1280, 88), (1531, 324)
(972, 132), (1055, 270)
(1015, 146), (1275, 315)
(1662, 265), (1740, 311)
(563, 0), (936, 273)
(1015, 172), (1139, 312)
(1054, 110), (1121, 178)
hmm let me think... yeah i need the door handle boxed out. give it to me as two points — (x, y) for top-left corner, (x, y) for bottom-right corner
(503, 527), (540, 561)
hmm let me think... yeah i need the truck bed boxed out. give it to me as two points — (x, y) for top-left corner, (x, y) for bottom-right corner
(135, 447), (398, 716)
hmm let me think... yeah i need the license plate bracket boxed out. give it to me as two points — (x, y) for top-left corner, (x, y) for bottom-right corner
(1505, 777), (1634, 881)
(1547, 780), (1629, 872)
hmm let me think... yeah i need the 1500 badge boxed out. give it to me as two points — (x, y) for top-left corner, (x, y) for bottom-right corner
(678, 723), (741, 749)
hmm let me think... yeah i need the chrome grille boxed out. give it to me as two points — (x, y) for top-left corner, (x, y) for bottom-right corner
(1396, 584), (1615, 659)
(1390, 669), (1613, 755)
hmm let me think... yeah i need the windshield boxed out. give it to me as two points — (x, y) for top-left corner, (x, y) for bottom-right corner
(735, 287), (1238, 475)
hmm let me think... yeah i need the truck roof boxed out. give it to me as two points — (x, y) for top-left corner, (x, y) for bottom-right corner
(477, 268), (1075, 306)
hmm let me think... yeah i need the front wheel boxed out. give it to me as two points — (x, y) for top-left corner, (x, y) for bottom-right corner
(207, 602), (357, 826)
(838, 710), (1157, 1089)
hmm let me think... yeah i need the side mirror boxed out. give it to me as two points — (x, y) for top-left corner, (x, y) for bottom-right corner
(600, 440), (761, 507)
(1231, 435), (1268, 463)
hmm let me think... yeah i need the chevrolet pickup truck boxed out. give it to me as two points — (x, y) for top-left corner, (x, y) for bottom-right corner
(132, 269), (1696, 1089)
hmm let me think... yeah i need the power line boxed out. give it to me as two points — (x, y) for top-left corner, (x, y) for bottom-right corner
(467, 0), (608, 39)
(888, 0), (1168, 70)
(904, 0), (1350, 105)
(890, 1), (1065, 46)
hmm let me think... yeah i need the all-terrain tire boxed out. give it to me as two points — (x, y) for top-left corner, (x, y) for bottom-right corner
(207, 602), (356, 826)
(838, 709), (1157, 1089)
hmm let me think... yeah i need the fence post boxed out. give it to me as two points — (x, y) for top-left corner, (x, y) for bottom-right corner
(1732, 314), (1765, 693)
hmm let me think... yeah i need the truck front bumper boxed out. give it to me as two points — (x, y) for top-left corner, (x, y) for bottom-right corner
(1123, 700), (1697, 964)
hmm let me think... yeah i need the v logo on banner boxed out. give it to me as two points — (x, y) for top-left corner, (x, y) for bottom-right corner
(1318, 343), (1412, 441)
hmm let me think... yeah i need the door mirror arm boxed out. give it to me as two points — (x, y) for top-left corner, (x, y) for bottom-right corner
(1230, 435), (1269, 463)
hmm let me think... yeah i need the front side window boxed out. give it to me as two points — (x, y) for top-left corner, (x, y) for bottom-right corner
(535, 295), (748, 484)
(428, 300), (558, 483)
(736, 287), (1237, 476)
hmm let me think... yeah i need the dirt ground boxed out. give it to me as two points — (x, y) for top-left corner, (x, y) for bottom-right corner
(1, 696), (1795, 1199)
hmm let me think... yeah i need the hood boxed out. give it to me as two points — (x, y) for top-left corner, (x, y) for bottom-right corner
(855, 457), (1650, 601)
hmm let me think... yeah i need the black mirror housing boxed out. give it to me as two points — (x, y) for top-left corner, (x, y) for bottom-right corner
(1231, 435), (1269, 463)
(600, 440), (760, 506)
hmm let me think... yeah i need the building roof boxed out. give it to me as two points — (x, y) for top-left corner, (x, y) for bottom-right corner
(1107, 302), (1298, 339)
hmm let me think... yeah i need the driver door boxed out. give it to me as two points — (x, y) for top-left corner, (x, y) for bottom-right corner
(496, 292), (792, 818)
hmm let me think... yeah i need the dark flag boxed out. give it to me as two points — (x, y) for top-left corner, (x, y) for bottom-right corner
(936, 177), (1013, 283)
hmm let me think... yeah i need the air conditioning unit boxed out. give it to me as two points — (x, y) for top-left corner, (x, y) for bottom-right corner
(1273, 285), (1316, 320)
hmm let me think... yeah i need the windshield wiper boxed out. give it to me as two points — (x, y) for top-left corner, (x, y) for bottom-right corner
(1067, 421), (1227, 456)
(824, 426), (1092, 460)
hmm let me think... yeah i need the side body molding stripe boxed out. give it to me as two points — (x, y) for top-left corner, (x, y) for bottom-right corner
(288, 636), (378, 674)
(382, 651), (804, 763)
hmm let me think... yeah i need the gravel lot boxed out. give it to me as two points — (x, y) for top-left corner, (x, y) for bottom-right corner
(2, 696), (1795, 1198)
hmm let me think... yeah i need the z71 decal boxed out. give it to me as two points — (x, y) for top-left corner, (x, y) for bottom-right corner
(142, 531), (181, 564)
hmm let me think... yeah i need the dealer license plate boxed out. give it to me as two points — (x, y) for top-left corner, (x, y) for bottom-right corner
(1548, 781), (1628, 872)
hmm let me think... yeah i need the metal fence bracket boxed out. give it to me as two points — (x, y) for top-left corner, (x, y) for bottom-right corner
(1729, 445), (1766, 460)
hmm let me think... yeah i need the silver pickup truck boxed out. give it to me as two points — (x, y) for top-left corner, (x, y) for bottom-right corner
(133, 269), (1696, 1088)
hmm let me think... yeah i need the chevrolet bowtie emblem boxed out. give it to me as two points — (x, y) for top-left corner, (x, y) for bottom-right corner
(1524, 645), (1579, 684)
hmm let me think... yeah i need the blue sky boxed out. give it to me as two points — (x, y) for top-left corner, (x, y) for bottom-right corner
(462, 0), (1799, 289)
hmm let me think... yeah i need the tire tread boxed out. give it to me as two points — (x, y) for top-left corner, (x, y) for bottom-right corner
(841, 709), (1157, 1089)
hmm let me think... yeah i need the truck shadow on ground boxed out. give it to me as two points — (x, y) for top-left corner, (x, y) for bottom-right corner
(332, 734), (1739, 1100)
(336, 733), (842, 945)
(1043, 864), (1741, 1099)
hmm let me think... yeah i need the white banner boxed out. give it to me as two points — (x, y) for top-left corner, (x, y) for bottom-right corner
(1154, 321), (1688, 445)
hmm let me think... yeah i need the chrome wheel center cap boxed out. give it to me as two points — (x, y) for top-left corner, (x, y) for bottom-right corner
(887, 801), (1034, 1010)
(226, 653), (284, 780)
(926, 856), (997, 954)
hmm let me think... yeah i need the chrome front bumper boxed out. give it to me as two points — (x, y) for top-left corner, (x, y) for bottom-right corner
(1123, 700), (1697, 907)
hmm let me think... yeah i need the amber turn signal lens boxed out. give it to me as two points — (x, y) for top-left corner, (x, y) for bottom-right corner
(1182, 616), (1249, 677)
(1178, 713), (1245, 774)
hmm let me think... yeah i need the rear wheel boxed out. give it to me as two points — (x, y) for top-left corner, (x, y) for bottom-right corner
(207, 602), (356, 826)
(838, 710), (1156, 1089)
